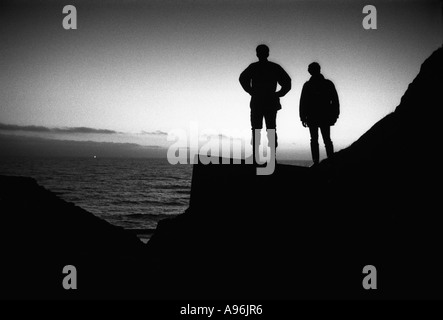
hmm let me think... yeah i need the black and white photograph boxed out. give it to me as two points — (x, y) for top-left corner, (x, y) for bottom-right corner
(0, 0), (442, 308)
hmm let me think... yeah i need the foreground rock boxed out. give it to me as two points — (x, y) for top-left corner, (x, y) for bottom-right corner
(146, 46), (443, 299)
(0, 175), (147, 299)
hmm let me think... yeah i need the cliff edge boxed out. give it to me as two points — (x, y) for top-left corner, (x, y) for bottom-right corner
(146, 46), (443, 299)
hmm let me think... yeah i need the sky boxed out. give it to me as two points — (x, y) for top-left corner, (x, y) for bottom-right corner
(0, 0), (442, 159)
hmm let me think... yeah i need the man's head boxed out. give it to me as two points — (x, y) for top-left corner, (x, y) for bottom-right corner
(256, 44), (270, 61)
(308, 62), (321, 75)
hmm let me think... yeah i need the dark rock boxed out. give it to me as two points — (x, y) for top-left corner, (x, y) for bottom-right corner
(146, 46), (443, 299)
(0, 175), (147, 299)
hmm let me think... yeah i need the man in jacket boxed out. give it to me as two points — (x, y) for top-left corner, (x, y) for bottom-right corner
(240, 44), (292, 160)
(299, 62), (339, 165)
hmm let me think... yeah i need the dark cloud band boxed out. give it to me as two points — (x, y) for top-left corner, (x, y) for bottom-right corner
(141, 130), (168, 136)
(0, 123), (119, 134)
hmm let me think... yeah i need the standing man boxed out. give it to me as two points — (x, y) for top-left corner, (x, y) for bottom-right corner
(299, 62), (339, 165)
(239, 44), (291, 161)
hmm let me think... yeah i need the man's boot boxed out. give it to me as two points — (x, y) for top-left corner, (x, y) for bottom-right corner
(311, 141), (320, 165)
(267, 129), (277, 165)
(325, 140), (334, 160)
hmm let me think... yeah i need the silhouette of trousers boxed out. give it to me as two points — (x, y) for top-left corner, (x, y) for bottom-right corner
(250, 108), (278, 148)
(309, 125), (334, 164)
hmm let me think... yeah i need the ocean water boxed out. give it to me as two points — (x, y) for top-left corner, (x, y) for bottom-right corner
(0, 157), (310, 241)
(0, 157), (192, 236)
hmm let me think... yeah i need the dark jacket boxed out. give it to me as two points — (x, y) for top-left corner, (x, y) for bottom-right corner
(299, 74), (339, 126)
(239, 60), (291, 111)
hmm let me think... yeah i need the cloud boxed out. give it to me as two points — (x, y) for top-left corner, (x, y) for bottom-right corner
(201, 133), (232, 139)
(140, 130), (168, 136)
(0, 123), (119, 134)
(53, 127), (119, 134)
(0, 123), (51, 133)
(0, 133), (167, 158)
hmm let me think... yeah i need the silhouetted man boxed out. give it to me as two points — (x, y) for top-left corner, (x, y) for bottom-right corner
(239, 44), (291, 160)
(299, 62), (339, 165)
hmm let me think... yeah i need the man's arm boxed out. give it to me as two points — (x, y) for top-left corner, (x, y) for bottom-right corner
(329, 81), (340, 119)
(299, 83), (308, 126)
(276, 66), (291, 97)
(239, 66), (253, 95)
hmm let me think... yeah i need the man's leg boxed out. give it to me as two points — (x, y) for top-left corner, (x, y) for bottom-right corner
(320, 126), (334, 159)
(263, 110), (277, 165)
(250, 108), (263, 164)
(264, 110), (278, 148)
(309, 126), (320, 165)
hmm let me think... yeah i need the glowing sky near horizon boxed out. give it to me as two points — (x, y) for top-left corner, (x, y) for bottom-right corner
(0, 0), (442, 157)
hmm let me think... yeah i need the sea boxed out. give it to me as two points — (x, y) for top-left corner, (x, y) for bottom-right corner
(0, 157), (309, 242)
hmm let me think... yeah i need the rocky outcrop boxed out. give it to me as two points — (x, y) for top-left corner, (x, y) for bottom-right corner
(146, 46), (443, 299)
(0, 175), (146, 299)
